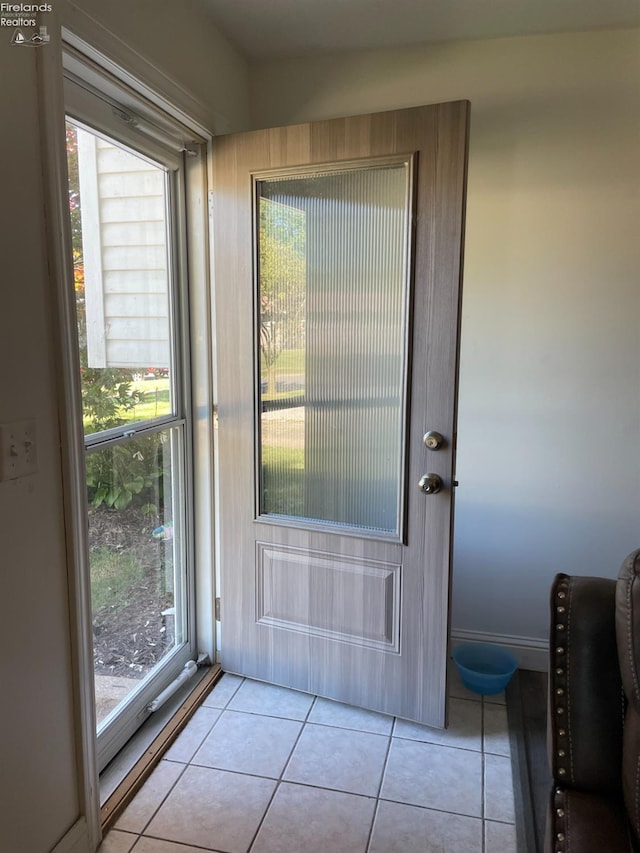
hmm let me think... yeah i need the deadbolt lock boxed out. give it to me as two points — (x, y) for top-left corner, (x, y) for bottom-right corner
(418, 474), (443, 495)
(423, 431), (444, 450)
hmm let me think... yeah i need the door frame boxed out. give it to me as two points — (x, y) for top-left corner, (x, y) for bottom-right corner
(38, 18), (215, 846)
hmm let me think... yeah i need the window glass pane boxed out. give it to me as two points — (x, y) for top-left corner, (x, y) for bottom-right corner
(258, 163), (411, 534)
(66, 121), (173, 436)
(88, 427), (185, 728)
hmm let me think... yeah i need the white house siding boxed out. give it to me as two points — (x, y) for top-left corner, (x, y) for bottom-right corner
(77, 129), (171, 369)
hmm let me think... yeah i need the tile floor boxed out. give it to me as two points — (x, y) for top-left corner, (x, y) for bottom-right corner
(99, 666), (518, 853)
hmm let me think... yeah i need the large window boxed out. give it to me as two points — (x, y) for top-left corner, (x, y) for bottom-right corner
(64, 56), (199, 770)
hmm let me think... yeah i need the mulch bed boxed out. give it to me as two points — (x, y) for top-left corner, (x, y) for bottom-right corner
(88, 505), (176, 679)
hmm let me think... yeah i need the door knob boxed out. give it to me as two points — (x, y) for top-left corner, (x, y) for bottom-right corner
(418, 474), (443, 494)
(423, 431), (444, 450)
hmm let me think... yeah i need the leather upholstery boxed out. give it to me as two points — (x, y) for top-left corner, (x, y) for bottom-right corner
(548, 574), (623, 794)
(545, 788), (634, 853)
(617, 549), (640, 845)
(545, 559), (640, 853)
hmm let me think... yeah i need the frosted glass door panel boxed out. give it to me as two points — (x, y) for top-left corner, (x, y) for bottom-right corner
(257, 161), (413, 535)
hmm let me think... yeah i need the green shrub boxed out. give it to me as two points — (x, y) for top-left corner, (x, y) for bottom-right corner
(86, 434), (165, 511)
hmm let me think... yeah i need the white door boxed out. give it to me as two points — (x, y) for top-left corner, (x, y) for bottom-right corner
(213, 102), (469, 726)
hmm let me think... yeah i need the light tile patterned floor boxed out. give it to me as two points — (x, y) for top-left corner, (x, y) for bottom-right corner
(99, 666), (517, 853)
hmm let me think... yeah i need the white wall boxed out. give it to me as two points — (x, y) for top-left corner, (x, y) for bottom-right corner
(0, 3), (249, 849)
(250, 28), (640, 645)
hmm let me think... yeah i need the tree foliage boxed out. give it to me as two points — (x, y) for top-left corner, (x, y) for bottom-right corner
(259, 197), (306, 395)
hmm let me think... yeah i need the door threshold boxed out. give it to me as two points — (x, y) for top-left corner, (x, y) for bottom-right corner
(100, 663), (222, 833)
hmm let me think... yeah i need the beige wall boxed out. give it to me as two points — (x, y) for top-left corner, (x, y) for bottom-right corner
(250, 28), (640, 643)
(0, 3), (249, 849)
(63, 0), (251, 133)
(0, 39), (80, 853)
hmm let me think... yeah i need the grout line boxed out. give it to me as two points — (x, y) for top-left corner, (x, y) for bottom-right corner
(246, 778), (281, 852)
(132, 759), (189, 838)
(364, 717), (396, 852)
(202, 674), (245, 710)
(107, 828), (139, 851)
(169, 705), (226, 764)
(449, 694), (483, 704)
(133, 832), (226, 852)
(207, 706), (314, 723)
(375, 723), (394, 800)
(374, 792), (482, 821)
(484, 818), (518, 826)
(364, 799), (382, 853)
(278, 690), (318, 778)
(247, 691), (319, 851)
(301, 718), (393, 736)
(390, 715), (399, 737)
(303, 719), (391, 741)
(392, 734), (483, 753)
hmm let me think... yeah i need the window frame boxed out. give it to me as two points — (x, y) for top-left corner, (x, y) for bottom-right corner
(61, 42), (211, 775)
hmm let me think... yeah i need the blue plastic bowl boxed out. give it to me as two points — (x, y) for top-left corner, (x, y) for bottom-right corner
(452, 643), (518, 695)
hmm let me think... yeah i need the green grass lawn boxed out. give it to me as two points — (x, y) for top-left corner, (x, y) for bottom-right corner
(83, 378), (171, 432)
(269, 348), (304, 376)
(129, 378), (171, 421)
(262, 445), (304, 516)
(261, 348), (305, 403)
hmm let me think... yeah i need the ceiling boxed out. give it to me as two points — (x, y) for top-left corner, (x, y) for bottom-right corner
(201, 0), (640, 61)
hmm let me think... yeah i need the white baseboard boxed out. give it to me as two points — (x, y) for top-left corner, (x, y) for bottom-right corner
(450, 629), (549, 672)
(51, 817), (90, 853)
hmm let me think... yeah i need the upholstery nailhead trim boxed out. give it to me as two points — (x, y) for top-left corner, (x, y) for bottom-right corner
(553, 786), (566, 853)
(552, 577), (571, 785)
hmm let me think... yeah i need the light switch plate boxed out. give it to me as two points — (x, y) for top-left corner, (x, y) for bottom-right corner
(0, 420), (38, 481)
